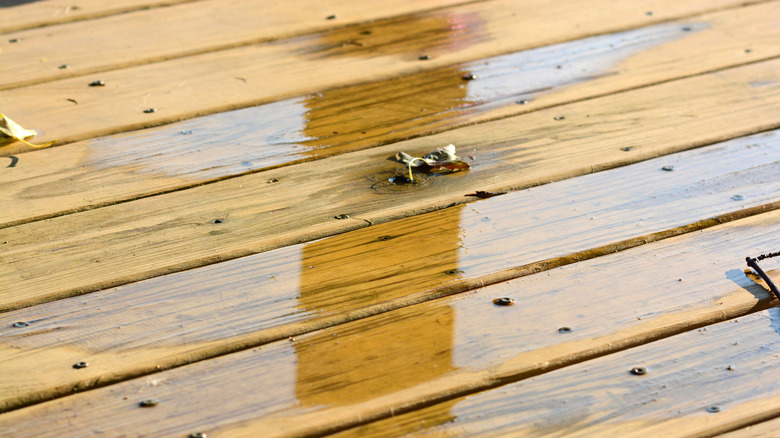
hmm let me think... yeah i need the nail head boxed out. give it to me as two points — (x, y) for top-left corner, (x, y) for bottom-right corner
(630, 367), (647, 375)
(12, 321), (29, 328)
(493, 297), (515, 306)
(73, 361), (89, 369)
(139, 399), (159, 407)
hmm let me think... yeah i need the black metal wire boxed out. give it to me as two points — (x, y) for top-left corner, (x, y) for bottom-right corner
(746, 253), (780, 300)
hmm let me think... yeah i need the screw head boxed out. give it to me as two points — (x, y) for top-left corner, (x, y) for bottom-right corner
(706, 406), (721, 413)
(558, 327), (573, 333)
(88, 80), (105, 87)
(630, 367), (647, 375)
(492, 297), (515, 306)
(12, 321), (29, 328)
(73, 361), (89, 369)
(662, 165), (675, 171)
(139, 399), (159, 407)
(189, 433), (207, 438)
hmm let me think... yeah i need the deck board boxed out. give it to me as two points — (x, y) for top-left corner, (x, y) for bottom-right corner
(1, 210), (776, 437)
(1, 1), (779, 436)
(2, 59), (780, 310)
(0, 0), (196, 33)
(330, 309), (780, 438)
(1, 0), (774, 152)
(1, 132), (777, 411)
(0, 0), (471, 90)
(3, 1), (780, 226)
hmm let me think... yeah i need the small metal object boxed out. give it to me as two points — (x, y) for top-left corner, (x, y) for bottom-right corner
(179, 130), (193, 135)
(267, 178), (279, 183)
(212, 219), (224, 224)
(620, 146), (634, 152)
(462, 73), (477, 81)
(681, 26), (693, 32)
(727, 365), (735, 371)
(326, 14), (337, 20)
(554, 116), (565, 120)
(706, 406), (721, 413)
(73, 361), (88, 369)
(558, 327), (573, 333)
(9, 38), (20, 43)
(139, 399), (159, 407)
(746, 252), (780, 300)
(662, 165), (675, 171)
(88, 80), (105, 87)
(143, 108), (156, 113)
(444, 269), (462, 275)
(630, 367), (647, 375)
(189, 433), (207, 438)
(515, 99), (529, 105)
(419, 55), (431, 60)
(731, 195), (744, 201)
(12, 322), (29, 328)
(58, 64), (69, 69)
(334, 214), (350, 220)
(493, 297), (515, 306)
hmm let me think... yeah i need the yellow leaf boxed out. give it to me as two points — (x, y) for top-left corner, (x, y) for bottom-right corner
(0, 113), (56, 148)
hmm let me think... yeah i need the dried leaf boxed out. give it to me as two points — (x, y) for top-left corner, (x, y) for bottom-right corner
(393, 144), (470, 182)
(0, 114), (55, 148)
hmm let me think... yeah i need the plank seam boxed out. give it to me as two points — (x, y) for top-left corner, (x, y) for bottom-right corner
(2, 202), (776, 413)
(702, 408), (780, 438)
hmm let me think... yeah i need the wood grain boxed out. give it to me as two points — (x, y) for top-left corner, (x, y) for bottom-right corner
(2, 59), (780, 311)
(1, 208), (777, 437)
(3, 1), (780, 225)
(718, 416), (780, 438)
(0, 0), (196, 34)
(0, 0), (471, 89)
(0, 0), (771, 150)
(330, 309), (780, 438)
(1, 132), (777, 411)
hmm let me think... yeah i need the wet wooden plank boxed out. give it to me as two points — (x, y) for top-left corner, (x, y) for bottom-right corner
(2, 59), (780, 311)
(1, 0), (770, 151)
(328, 309), (780, 438)
(1, 131), (777, 411)
(3, 1), (779, 226)
(0, 0), (471, 90)
(1, 209), (777, 437)
(0, 0), (195, 33)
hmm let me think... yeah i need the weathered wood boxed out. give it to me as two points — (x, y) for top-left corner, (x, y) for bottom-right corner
(2, 59), (780, 311)
(329, 309), (780, 438)
(718, 416), (780, 438)
(1, 0), (772, 151)
(0, 0), (471, 90)
(1, 132), (777, 411)
(0, 0), (195, 34)
(1, 208), (777, 437)
(4, 1), (780, 225)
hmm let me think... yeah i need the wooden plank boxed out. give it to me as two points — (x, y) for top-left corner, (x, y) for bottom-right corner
(2, 59), (780, 311)
(0, 0), (472, 90)
(4, 1), (780, 226)
(0, 0), (196, 34)
(328, 309), (780, 438)
(1, 132), (777, 411)
(1, 208), (777, 437)
(718, 416), (780, 438)
(0, 0), (772, 151)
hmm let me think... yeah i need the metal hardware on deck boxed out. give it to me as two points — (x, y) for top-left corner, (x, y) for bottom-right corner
(745, 252), (780, 300)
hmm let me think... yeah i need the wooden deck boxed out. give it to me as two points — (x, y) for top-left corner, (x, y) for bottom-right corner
(1, 0), (779, 436)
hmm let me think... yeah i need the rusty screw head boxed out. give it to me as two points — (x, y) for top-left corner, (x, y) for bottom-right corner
(139, 399), (159, 407)
(493, 297), (515, 306)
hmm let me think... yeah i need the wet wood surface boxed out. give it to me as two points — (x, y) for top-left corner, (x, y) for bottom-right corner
(1, 0), (772, 150)
(1, 209), (777, 438)
(0, 0), (470, 89)
(3, 1), (779, 226)
(2, 0), (780, 436)
(1, 132), (777, 411)
(328, 309), (780, 438)
(3, 59), (780, 311)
